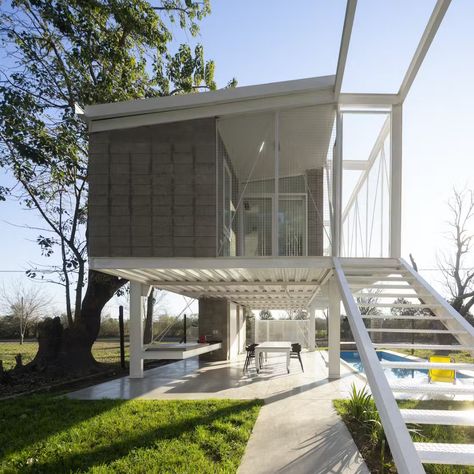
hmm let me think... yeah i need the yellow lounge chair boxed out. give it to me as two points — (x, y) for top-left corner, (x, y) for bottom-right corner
(428, 355), (456, 384)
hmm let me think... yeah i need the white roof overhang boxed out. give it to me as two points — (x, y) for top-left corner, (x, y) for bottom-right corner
(90, 256), (333, 310)
(217, 104), (335, 180)
(84, 75), (336, 133)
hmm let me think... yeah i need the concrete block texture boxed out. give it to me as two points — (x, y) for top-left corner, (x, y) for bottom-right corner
(88, 118), (217, 257)
(198, 298), (229, 362)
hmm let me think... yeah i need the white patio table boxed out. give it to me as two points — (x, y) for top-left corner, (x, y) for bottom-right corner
(255, 341), (292, 374)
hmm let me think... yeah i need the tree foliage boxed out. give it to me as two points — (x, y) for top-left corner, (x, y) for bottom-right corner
(0, 0), (219, 316)
(258, 309), (273, 320)
(0, 0), (229, 369)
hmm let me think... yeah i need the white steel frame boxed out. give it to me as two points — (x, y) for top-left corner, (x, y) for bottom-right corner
(117, 4), (456, 473)
(89, 6), (455, 471)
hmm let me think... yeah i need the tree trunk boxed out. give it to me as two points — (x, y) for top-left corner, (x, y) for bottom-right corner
(143, 288), (155, 345)
(20, 270), (126, 375)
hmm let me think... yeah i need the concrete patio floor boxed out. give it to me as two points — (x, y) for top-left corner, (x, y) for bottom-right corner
(68, 351), (369, 473)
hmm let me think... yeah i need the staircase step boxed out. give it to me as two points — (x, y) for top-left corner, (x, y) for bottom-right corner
(414, 442), (474, 465)
(362, 314), (450, 321)
(357, 302), (438, 309)
(382, 361), (474, 371)
(367, 328), (463, 334)
(390, 382), (474, 395)
(354, 292), (427, 299)
(350, 284), (414, 290)
(373, 343), (474, 351)
(401, 409), (474, 426)
(347, 276), (409, 282)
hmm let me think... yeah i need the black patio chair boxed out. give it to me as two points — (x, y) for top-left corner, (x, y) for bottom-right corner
(290, 343), (304, 372)
(243, 343), (261, 373)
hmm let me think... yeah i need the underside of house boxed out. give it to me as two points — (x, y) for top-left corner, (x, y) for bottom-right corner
(83, 1), (474, 472)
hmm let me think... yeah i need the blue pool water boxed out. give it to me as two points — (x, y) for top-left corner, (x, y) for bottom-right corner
(341, 351), (471, 382)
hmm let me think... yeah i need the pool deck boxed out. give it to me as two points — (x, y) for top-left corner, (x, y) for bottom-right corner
(68, 351), (369, 473)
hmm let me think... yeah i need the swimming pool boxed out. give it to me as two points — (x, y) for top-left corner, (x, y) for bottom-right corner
(340, 350), (471, 383)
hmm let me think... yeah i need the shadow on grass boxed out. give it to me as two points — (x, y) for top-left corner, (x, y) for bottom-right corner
(0, 396), (126, 460)
(1, 397), (261, 473)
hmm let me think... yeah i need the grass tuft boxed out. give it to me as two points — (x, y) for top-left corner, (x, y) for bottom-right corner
(334, 385), (474, 473)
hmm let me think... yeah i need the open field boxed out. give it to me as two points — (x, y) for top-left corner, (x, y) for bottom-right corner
(0, 340), (130, 371)
(0, 395), (262, 473)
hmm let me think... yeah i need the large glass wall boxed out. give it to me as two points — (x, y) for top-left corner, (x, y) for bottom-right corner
(216, 105), (335, 257)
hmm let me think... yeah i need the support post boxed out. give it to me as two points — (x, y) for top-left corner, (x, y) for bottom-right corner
(308, 307), (316, 351)
(129, 281), (145, 378)
(332, 110), (343, 257)
(328, 278), (341, 379)
(119, 305), (125, 369)
(183, 314), (187, 344)
(390, 104), (402, 258)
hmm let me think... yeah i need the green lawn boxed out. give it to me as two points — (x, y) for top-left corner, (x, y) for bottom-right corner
(334, 397), (474, 473)
(0, 340), (129, 370)
(398, 349), (474, 364)
(0, 395), (262, 473)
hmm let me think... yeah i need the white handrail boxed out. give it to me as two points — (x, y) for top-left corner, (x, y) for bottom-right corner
(333, 257), (425, 474)
(399, 258), (474, 339)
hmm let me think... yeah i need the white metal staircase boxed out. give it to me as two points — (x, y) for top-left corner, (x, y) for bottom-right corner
(333, 257), (474, 473)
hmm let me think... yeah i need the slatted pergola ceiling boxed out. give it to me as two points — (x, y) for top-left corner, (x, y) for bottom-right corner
(91, 257), (332, 310)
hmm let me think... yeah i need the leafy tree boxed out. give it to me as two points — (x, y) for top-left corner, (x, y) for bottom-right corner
(0, 0), (229, 372)
(283, 309), (308, 320)
(259, 309), (273, 320)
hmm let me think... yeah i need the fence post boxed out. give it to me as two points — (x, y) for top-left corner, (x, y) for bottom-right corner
(119, 305), (125, 369)
(183, 314), (187, 344)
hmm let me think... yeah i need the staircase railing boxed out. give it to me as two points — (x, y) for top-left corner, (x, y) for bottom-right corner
(333, 257), (425, 474)
(399, 258), (474, 344)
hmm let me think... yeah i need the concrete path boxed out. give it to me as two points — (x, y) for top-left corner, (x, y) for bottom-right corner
(238, 378), (369, 474)
(68, 351), (369, 473)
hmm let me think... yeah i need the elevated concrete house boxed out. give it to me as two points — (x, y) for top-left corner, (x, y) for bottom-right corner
(83, 1), (474, 472)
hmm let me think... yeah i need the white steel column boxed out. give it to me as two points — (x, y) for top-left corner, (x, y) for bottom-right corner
(332, 110), (343, 257)
(308, 306), (316, 351)
(273, 111), (280, 256)
(129, 281), (145, 378)
(328, 277), (341, 379)
(389, 104), (402, 258)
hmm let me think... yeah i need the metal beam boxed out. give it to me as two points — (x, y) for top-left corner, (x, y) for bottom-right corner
(328, 278), (341, 378)
(332, 110), (343, 256)
(334, 0), (358, 97)
(339, 93), (399, 107)
(151, 280), (319, 288)
(342, 160), (369, 171)
(389, 104), (402, 257)
(181, 293), (313, 299)
(398, 0), (452, 102)
(90, 256), (333, 271)
(129, 281), (144, 378)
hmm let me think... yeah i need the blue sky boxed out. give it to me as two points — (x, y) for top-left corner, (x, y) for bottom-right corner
(1, 0), (474, 317)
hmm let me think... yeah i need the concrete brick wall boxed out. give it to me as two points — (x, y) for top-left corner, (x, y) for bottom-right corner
(306, 168), (324, 256)
(198, 297), (244, 361)
(88, 118), (217, 258)
(198, 298), (229, 361)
